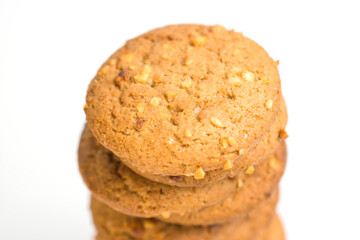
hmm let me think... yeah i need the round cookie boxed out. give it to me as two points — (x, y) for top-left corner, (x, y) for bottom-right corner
(78, 125), (238, 218)
(85, 24), (282, 178)
(157, 142), (286, 225)
(133, 97), (287, 187)
(91, 193), (277, 240)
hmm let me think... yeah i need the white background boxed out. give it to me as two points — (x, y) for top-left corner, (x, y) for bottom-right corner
(1, 0), (360, 239)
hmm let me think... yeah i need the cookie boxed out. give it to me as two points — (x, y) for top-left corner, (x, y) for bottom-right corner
(91, 193), (276, 240)
(133, 96), (287, 187)
(78, 125), (238, 218)
(157, 142), (285, 225)
(256, 215), (285, 240)
(85, 24), (282, 178)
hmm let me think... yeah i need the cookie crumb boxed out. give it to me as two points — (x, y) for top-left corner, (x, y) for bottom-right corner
(228, 137), (236, 146)
(210, 117), (226, 128)
(134, 65), (152, 83)
(242, 71), (255, 82)
(237, 179), (244, 188)
(136, 103), (146, 112)
(274, 60), (280, 67)
(223, 160), (233, 170)
(184, 128), (192, 138)
(161, 212), (171, 218)
(149, 97), (162, 107)
(83, 103), (88, 111)
(245, 165), (255, 175)
(192, 36), (207, 46)
(265, 99), (273, 109)
(194, 167), (205, 179)
(279, 129), (288, 139)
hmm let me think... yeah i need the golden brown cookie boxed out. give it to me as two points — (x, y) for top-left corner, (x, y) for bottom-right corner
(78, 125), (238, 218)
(157, 143), (286, 226)
(133, 97), (287, 187)
(255, 215), (285, 240)
(91, 193), (277, 240)
(85, 24), (282, 178)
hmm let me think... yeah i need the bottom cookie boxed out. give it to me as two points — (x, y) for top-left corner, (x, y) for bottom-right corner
(91, 195), (280, 240)
(255, 215), (285, 240)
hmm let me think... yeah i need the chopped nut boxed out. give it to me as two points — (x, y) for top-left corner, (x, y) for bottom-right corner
(210, 117), (226, 128)
(221, 139), (229, 148)
(184, 128), (192, 138)
(274, 60), (280, 67)
(260, 76), (270, 85)
(120, 51), (133, 63)
(162, 53), (169, 60)
(149, 97), (162, 107)
(181, 78), (193, 89)
(265, 99), (273, 109)
(165, 90), (178, 100)
(192, 36), (207, 46)
(223, 160), (233, 170)
(108, 58), (117, 66)
(115, 70), (128, 85)
(150, 139), (155, 144)
(228, 74), (242, 87)
(242, 71), (255, 82)
(237, 179), (244, 188)
(245, 165), (255, 175)
(136, 103), (146, 112)
(231, 67), (241, 73)
(228, 137), (236, 146)
(161, 212), (171, 218)
(269, 156), (280, 170)
(184, 57), (193, 66)
(134, 65), (152, 83)
(194, 106), (201, 113)
(135, 119), (144, 130)
(238, 148), (246, 155)
(143, 220), (155, 229)
(194, 167), (205, 179)
(279, 129), (288, 139)
(97, 65), (110, 75)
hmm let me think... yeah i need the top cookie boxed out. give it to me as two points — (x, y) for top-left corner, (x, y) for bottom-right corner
(85, 24), (281, 176)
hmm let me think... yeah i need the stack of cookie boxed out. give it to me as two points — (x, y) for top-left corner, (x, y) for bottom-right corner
(79, 24), (288, 240)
